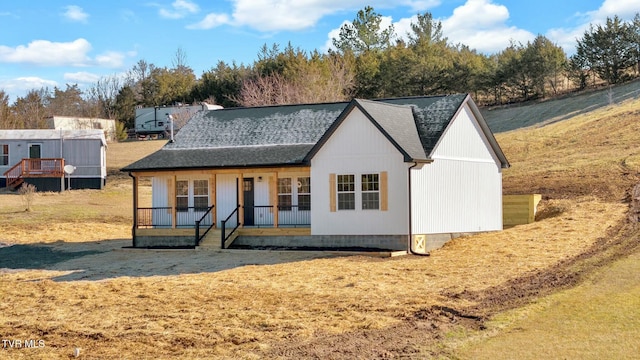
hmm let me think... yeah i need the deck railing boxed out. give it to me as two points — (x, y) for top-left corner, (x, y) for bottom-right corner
(3, 158), (65, 188)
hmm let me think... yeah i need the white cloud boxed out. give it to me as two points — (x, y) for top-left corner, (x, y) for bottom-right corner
(94, 51), (126, 67)
(189, 0), (402, 32)
(63, 5), (89, 23)
(546, 0), (640, 55)
(0, 39), (130, 68)
(231, 0), (338, 32)
(64, 72), (101, 84)
(441, 0), (534, 53)
(0, 39), (92, 66)
(0, 77), (58, 99)
(187, 13), (231, 30)
(159, 0), (200, 19)
(587, 0), (640, 20)
(324, 0), (536, 54)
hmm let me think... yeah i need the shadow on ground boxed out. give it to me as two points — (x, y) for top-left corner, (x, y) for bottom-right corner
(0, 244), (103, 268)
(0, 239), (341, 282)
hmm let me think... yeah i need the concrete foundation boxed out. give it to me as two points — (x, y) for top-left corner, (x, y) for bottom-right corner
(134, 235), (196, 248)
(233, 234), (407, 251)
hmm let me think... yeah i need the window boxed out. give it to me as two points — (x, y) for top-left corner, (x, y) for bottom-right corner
(278, 178), (292, 211)
(176, 180), (189, 211)
(337, 174), (355, 210)
(193, 180), (209, 210)
(361, 174), (380, 210)
(297, 177), (311, 211)
(1, 145), (8, 166)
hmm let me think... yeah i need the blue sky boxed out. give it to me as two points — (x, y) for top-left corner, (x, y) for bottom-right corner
(1, 0), (638, 102)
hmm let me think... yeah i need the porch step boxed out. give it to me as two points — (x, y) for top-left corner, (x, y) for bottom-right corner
(197, 229), (222, 249)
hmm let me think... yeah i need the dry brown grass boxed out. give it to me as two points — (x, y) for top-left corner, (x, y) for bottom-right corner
(498, 98), (640, 201)
(106, 140), (165, 172)
(0, 140), (161, 244)
(1, 101), (639, 358)
(0, 198), (628, 358)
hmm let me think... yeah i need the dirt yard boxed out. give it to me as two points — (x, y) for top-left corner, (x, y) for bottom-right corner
(0, 240), (341, 281)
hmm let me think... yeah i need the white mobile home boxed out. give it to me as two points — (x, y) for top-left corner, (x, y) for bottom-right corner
(0, 129), (107, 192)
(45, 116), (117, 142)
(122, 94), (509, 252)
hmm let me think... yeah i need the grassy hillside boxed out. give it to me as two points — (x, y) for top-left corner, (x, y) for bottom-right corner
(0, 96), (639, 359)
(482, 79), (640, 133)
(498, 97), (640, 201)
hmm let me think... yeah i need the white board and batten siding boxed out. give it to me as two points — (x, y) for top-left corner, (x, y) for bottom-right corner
(311, 107), (409, 236)
(215, 174), (238, 227)
(152, 171), (308, 228)
(411, 104), (503, 235)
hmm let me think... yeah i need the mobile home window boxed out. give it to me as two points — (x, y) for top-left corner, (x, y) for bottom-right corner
(361, 174), (380, 210)
(297, 177), (311, 211)
(337, 174), (355, 210)
(278, 178), (292, 211)
(176, 180), (189, 211)
(1, 144), (8, 166)
(193, 180), (209, 210)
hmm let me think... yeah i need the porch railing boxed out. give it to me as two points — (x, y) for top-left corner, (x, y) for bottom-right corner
(137, 207), (172, 228)
(243, 205), (311, 227)
(221, 205), (241, 249)
(277, 205), (311, 226)
(136, 207), (214, 229)
(195, 205), (215, 246)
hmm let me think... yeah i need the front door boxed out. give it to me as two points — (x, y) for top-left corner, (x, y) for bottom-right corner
(243, 177), (254, 226)
(28, 144), (42, 171)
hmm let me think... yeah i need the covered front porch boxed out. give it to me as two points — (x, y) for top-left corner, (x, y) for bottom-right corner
(129, 167), (311, 248)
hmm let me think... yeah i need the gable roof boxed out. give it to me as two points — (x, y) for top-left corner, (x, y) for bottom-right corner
(345, 99), (427, 161)
(122, 94), (508, 172)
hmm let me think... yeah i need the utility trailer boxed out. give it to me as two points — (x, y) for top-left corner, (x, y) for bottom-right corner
(134, 103), (223, 140)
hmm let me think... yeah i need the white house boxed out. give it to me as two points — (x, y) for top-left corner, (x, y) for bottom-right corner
(45, 116), (117, 142)
(122, 94), (509, 252)
(1, 129), (107, 191)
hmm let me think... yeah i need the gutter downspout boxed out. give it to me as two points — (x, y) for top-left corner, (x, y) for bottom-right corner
(408, 162), (430, 256)
(129, 172), (138, 248)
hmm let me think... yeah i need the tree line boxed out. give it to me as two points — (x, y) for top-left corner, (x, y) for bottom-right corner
(1, 7), (638, 133)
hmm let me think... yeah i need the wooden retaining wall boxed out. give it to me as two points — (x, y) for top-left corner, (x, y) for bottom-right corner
(503, 194), (542, 227)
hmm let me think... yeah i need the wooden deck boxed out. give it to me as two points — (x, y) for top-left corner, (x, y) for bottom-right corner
(3, 158), (65, 188)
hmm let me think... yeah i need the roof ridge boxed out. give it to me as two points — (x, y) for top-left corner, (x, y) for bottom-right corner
(163, 143), (316, 150)
(356, 98), (412, 109)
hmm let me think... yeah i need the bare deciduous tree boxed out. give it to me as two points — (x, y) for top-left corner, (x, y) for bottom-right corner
(87, 75), (122, 119)
(19, 183), (37, 212)
(13, 88), (49, 129)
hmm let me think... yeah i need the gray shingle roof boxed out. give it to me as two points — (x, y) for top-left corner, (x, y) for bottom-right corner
(354, 99), (427, 161)
(382, 94), (468, 155)
(122, 94), (484, 172)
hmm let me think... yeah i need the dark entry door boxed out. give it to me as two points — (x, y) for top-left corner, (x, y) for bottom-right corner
(243, 178), (254, 226)
(28, 144), (42, 171)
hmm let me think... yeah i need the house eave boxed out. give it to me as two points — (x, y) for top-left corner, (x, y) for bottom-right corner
(122, 162), (310, 174)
